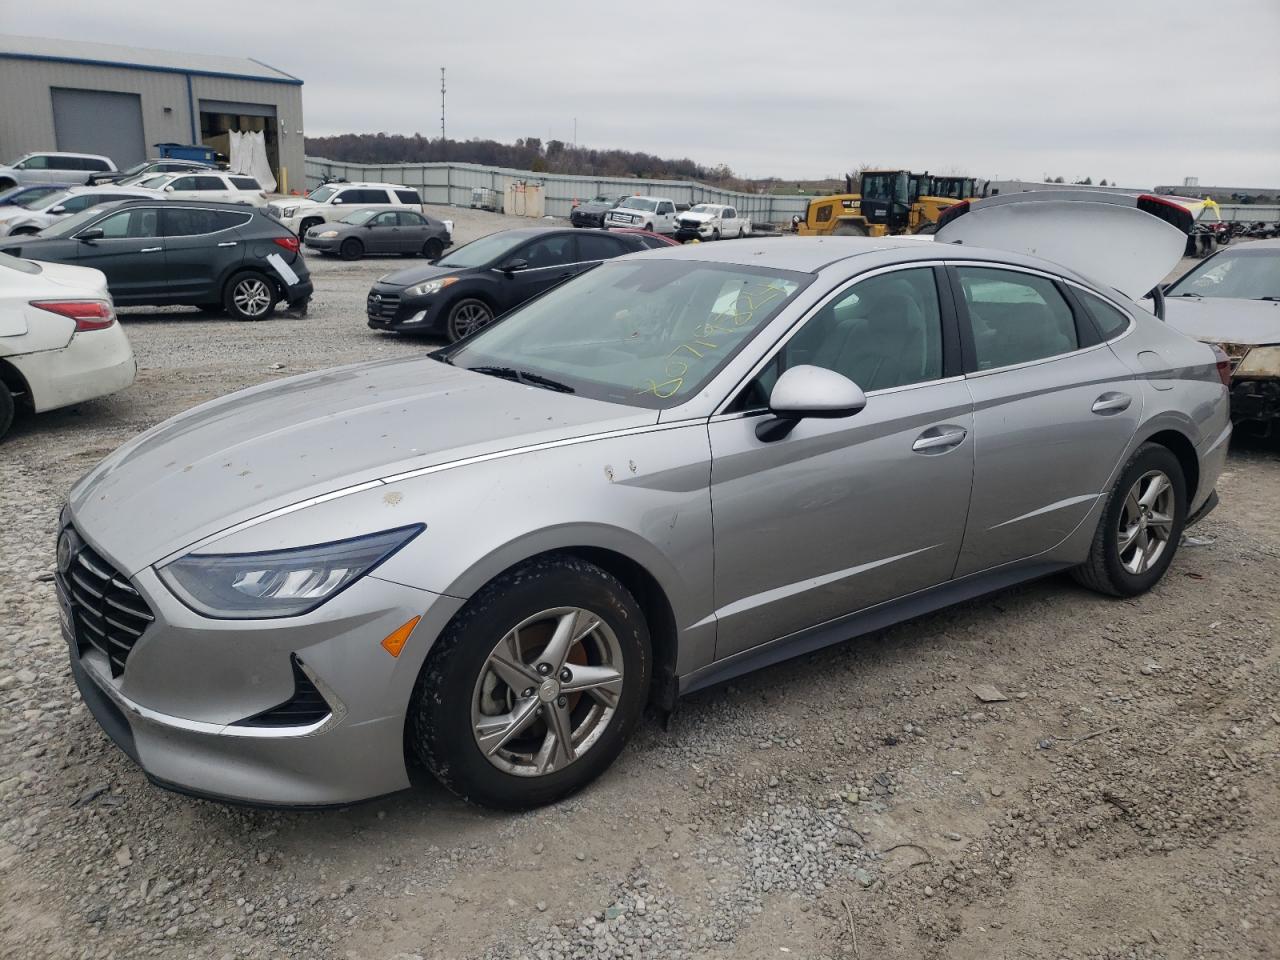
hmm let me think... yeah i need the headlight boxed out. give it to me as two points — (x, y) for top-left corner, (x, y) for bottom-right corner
(281, 206), (298, 218)
(405, 277), (459, 298)
(1235, 345), (1280, 378)
(317, 230), (339, 238)
(158, 525), (423, 619)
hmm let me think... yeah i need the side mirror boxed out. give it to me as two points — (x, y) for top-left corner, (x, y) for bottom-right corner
(49, 205), (66, 215)
(164, 185), (175, 193)
(332, 198), (343, 205)
(364, 222), (376, 229)
(501, 258), (529, 274)
(756, 365), (866, 442)
(77, 227), (104, 242)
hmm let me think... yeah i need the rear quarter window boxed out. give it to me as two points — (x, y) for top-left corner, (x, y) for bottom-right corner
(394, 189), (422, 204)
(230, 177), (261, 190)
(1077, 290), (1133, 340)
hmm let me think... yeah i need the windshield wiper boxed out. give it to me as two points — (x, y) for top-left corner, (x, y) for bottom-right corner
(466, 365), (575, 393)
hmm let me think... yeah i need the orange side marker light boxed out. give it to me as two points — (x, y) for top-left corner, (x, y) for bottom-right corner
(381, 616), (421, 658)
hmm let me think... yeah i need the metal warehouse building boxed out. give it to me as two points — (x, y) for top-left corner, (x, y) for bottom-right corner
(0, 34), (304, 192)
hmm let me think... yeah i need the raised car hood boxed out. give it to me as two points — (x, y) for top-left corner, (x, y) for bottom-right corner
(69, 356), (656, 574)
(935, 191), (1189, 299)
(1162, 296), (1280, 346)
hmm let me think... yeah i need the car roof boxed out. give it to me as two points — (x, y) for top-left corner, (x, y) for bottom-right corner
(24, 151), (112, 160)
(66, 184), (159, 194)
(328, 182), (411, 190)
(99, 198), (269, 212)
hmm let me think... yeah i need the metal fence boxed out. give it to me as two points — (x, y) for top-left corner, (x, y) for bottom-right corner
(304, 157), (813, 225)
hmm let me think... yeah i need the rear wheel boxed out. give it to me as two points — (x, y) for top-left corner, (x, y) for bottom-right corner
(0, 381), (13, 442)
(422, 238), (444, 260)
(737, 227), (746, 238)
(832, 221), (869, 237)
(445, 298), (495, 342)
(224, 271), (278, 321)
(1072, 443), (1187, 597)
(339, 238), (363, 261)
(410, 555), (650, 809)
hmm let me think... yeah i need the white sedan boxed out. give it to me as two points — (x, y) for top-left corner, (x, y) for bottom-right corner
(0, 253), (136, 440)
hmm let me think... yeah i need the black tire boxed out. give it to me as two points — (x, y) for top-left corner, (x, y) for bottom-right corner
(712, 229), (721, 241)
(737, 227), (746, 238)
(410, 554), (651, 809)
(196, 303), (223, 315)
(832, 222), (869, 237)
(339, 238), (363, 261)
(422, 238), (444, 260)
(0, 381), (13, 442)
(223, 271), (279, 321)
(644, 222), (654, 232)
(1071, 443), (1187, 597)
(444, 298), (495, 342)
(298, 217), (323, 235)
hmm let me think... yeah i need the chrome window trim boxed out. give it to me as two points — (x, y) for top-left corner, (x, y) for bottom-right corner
(1061, 279), (1137, 346)
(708, 374), (967, 423)
(712, 260), (949, 416)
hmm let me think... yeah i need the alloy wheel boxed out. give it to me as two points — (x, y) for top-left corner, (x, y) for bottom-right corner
(452, 302), (493, 337)
(1117, 469), (1175, 574)
(471, 607), (625, 777)
(233, 278), (272, 317)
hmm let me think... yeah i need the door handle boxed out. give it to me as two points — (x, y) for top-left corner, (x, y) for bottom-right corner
(1091, 392), (1132, 414)
(140, 247), (162, 253)
(912, 426), (967, 452)
(217, 241), (237, 247)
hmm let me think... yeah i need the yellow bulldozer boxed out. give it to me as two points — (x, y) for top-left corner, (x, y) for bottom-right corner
(795, 170), (982, 237)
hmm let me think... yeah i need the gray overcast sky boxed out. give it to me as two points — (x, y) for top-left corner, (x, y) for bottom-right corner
(4, 0), (1278, 185)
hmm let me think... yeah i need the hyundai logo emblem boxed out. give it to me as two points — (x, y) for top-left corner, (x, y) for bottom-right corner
(56, 529), (79, 574)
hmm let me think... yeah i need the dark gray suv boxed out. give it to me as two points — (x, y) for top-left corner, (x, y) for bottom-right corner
(1, 199), (313, 320)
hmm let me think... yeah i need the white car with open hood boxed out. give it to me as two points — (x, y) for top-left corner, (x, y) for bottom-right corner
(0, 253), (136, 440)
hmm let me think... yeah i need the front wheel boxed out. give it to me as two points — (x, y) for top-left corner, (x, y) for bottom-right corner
(0, 381), (13, 442)
(444, 298), (494, 341)
(644, 222), (654, 232)
(339, 237), (364, 261)
(1072, 443), (1187, 597)
(410, 555), (651, 809)
(712, 229), (721, 241)
(224, 272), (279, 321)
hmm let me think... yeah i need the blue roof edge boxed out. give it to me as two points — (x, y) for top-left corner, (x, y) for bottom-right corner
(0, 50), (303, 85)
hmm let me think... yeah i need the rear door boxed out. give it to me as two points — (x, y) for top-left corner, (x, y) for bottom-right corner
(950, 263), (1141, 577)
(398, 210), (432, 251)
(74, 206), (166, 301)
(162, 207), (248, 301)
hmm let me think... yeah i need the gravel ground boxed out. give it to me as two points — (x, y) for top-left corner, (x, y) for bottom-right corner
(0, 226), (1277, 960)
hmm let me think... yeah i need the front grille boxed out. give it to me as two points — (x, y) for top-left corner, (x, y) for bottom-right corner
(234, 656), (331, 728)
(366, 291), (400, 320)
(58, 533), (153, 678)
(678, 219), (703, 230)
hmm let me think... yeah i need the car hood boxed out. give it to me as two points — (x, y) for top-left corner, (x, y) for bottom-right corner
(1161, 296), (1280, 347)
(935, 190), (1188, 299)
(375, 262), (461, 287)
(271, 197), (321, 213)
(68, 355), (656, 574)
(679, 212), (715, 223)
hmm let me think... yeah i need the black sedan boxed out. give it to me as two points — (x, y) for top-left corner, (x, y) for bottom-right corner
(1, 199), (312, 320)
(569, 195), (629, 229)
(367, 227), (650, 340)
(304, 208), (452, 261)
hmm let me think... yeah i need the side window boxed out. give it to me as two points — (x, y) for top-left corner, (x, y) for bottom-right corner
(517, 234), (575, 268)
(83, 158), (111, 171)
(724, 208), (737, 220)
(394, 189), (422, 205)
(816, 205), (833, 223)
(337, 189), (383, 205)
(48, 157), (80, 170)
(658, 202), (675, 214)
(957, 267), (1079, 370)
(60, 194), (100, 212)
(1076, 289), (1132, 340)
(229, 176), (261, 190)
(743, 268), (945, 405)
(163, 208), (232, 236)
(576, 232), (624, 261)
(168, 176), (197, 191)
(638, 235), (670, 250)
(94, 208), (160, 239)
(372, 211), (399, 227)
(21, 156), (50, 170)
(192, 176), (225, 191)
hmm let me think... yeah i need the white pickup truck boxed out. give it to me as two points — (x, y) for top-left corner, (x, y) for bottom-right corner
(603, 196), (678, 234)
(674, 203), (751, 242)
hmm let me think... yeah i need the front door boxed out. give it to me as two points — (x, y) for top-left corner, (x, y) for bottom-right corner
(366, 210), (402, 253)
(498, 233), (580, 311)
(709, 265), (974, 657)
(75, 206), (165, 302)
(949, 265), (1142, 576)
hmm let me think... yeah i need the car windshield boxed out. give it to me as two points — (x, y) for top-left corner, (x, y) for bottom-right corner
(309, 186), (339, 202)
(340, 209), (378, 225)
(439, 260), (811, 409)
(434, 231), (530, 268)
(0, 252), (40, 275)
(120, 161), (151, 176)
(1167, 248), (1280, 301)
(619, 198), (657, 212)
(20, 189), (69, 211)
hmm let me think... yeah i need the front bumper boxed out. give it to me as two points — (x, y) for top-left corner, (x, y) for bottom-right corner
(365, 283), (442, 333)
(1228, 377), (1280, 428)
(303, 235), (341, 254)
(570, 211), (606, 228)
(61, 523), (465, 806)
(604, 213), (646, 229)
(674, 224), (713, 241)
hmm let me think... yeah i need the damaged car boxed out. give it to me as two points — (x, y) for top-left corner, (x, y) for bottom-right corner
(1162, 239), (1280, 436)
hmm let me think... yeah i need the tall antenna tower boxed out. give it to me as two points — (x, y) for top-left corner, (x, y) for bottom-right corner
(440, 67), (447, 142)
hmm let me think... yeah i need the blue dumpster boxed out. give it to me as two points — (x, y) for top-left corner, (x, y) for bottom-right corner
(153, 143), (218, 164)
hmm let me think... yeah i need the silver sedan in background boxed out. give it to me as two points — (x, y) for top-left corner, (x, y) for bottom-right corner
(58, 194), (1231, 809)
(302, 207), (452, 261)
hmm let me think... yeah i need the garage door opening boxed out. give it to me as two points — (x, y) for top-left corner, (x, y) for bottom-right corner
(52, 88), (146, 168)
(199, 100), (281, 190)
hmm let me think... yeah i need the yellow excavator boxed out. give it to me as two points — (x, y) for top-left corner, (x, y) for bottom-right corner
(795, 170), (980, 237)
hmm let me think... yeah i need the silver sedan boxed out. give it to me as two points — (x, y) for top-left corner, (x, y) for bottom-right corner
(303, 207), (451, 261)
(59, 195), (1231, 809)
